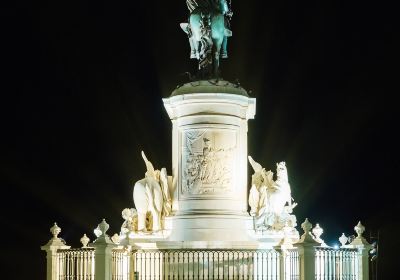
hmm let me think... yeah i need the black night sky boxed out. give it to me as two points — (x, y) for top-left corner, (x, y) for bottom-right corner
(2, 1), (397, 279)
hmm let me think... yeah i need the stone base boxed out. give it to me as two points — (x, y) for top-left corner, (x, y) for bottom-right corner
(124, 240), (262, 250)
(127, 240), (281, 280)
(120, 215), (299, 249)
(167, 214), (253, 242)
(248, 230), (300, 248)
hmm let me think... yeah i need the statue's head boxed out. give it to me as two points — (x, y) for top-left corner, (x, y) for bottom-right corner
(265, 170), (274, 184)
(276, 162), (287, 177)
(252, 172), (264, 188)
(122, 208), (137, 221)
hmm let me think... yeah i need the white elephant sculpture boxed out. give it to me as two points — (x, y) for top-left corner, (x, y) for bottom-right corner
(133, 151), (171, 232)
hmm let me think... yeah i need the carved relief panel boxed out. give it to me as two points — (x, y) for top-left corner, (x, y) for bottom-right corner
(181, 128), (237, 196)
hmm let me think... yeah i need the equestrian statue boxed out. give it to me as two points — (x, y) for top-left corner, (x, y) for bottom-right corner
(181, 0), (233, 77)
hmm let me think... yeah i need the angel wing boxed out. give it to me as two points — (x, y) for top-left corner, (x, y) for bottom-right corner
(160, 168), (173, 216)
(248, 184), (260, 215)
(248, 155), (263, 173)
(160, 168), (171, 200)
(141, 151), (156, 179)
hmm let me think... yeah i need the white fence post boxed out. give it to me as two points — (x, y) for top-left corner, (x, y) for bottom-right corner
(41, 223), (70, 280)
(91, 219), (116, 280)
(294, 218), (321, 280)
(277, 249), (286, 280)
(275, 227), (295, 280)
(347, 221), (371, 280)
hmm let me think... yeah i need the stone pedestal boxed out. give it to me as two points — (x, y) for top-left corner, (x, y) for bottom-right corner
(91, 219), (116, 280)
(41, 223), (70, 280)
(163, 80), (256, 241)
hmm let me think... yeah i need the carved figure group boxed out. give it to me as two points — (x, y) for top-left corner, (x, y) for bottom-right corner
(130, 151), (172, 233)
(181, 0), (233, 77)
(248, 156), (297, 231)
(120, 208), (137, 235)
(184, 136), (233, 194)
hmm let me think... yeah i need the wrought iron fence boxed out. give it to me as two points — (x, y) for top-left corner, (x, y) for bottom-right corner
(112, 248), (131, 280)
(53, 246), (361, 280)
(131, 249), (282, 280)
(315, 247), (359, 280)
(57, 248), (95, 280)
(284, 249), (300, 280)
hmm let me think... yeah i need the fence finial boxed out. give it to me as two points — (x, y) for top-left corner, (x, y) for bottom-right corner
(301, 218), (312, 233)
(80, 234), (90, 248)
(92, 219), (114, 244)
(339, 233), (348, 247)
(312, 223), (326, 246)
(354, 221), (365, 238)
(98, 219), (110, 237)
(93, 219), (110, 238)
(50, 223), (61, 239)
(297, 218), (320, 244)
(349, 221), (370, 246)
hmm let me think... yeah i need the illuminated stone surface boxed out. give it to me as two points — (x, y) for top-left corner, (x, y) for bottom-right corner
(162, 80), (256, 242)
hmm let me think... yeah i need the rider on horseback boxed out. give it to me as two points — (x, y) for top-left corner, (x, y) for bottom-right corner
(181, 0), (233, 76)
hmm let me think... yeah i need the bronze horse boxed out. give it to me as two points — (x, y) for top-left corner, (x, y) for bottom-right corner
(183, 0), (232, 77)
